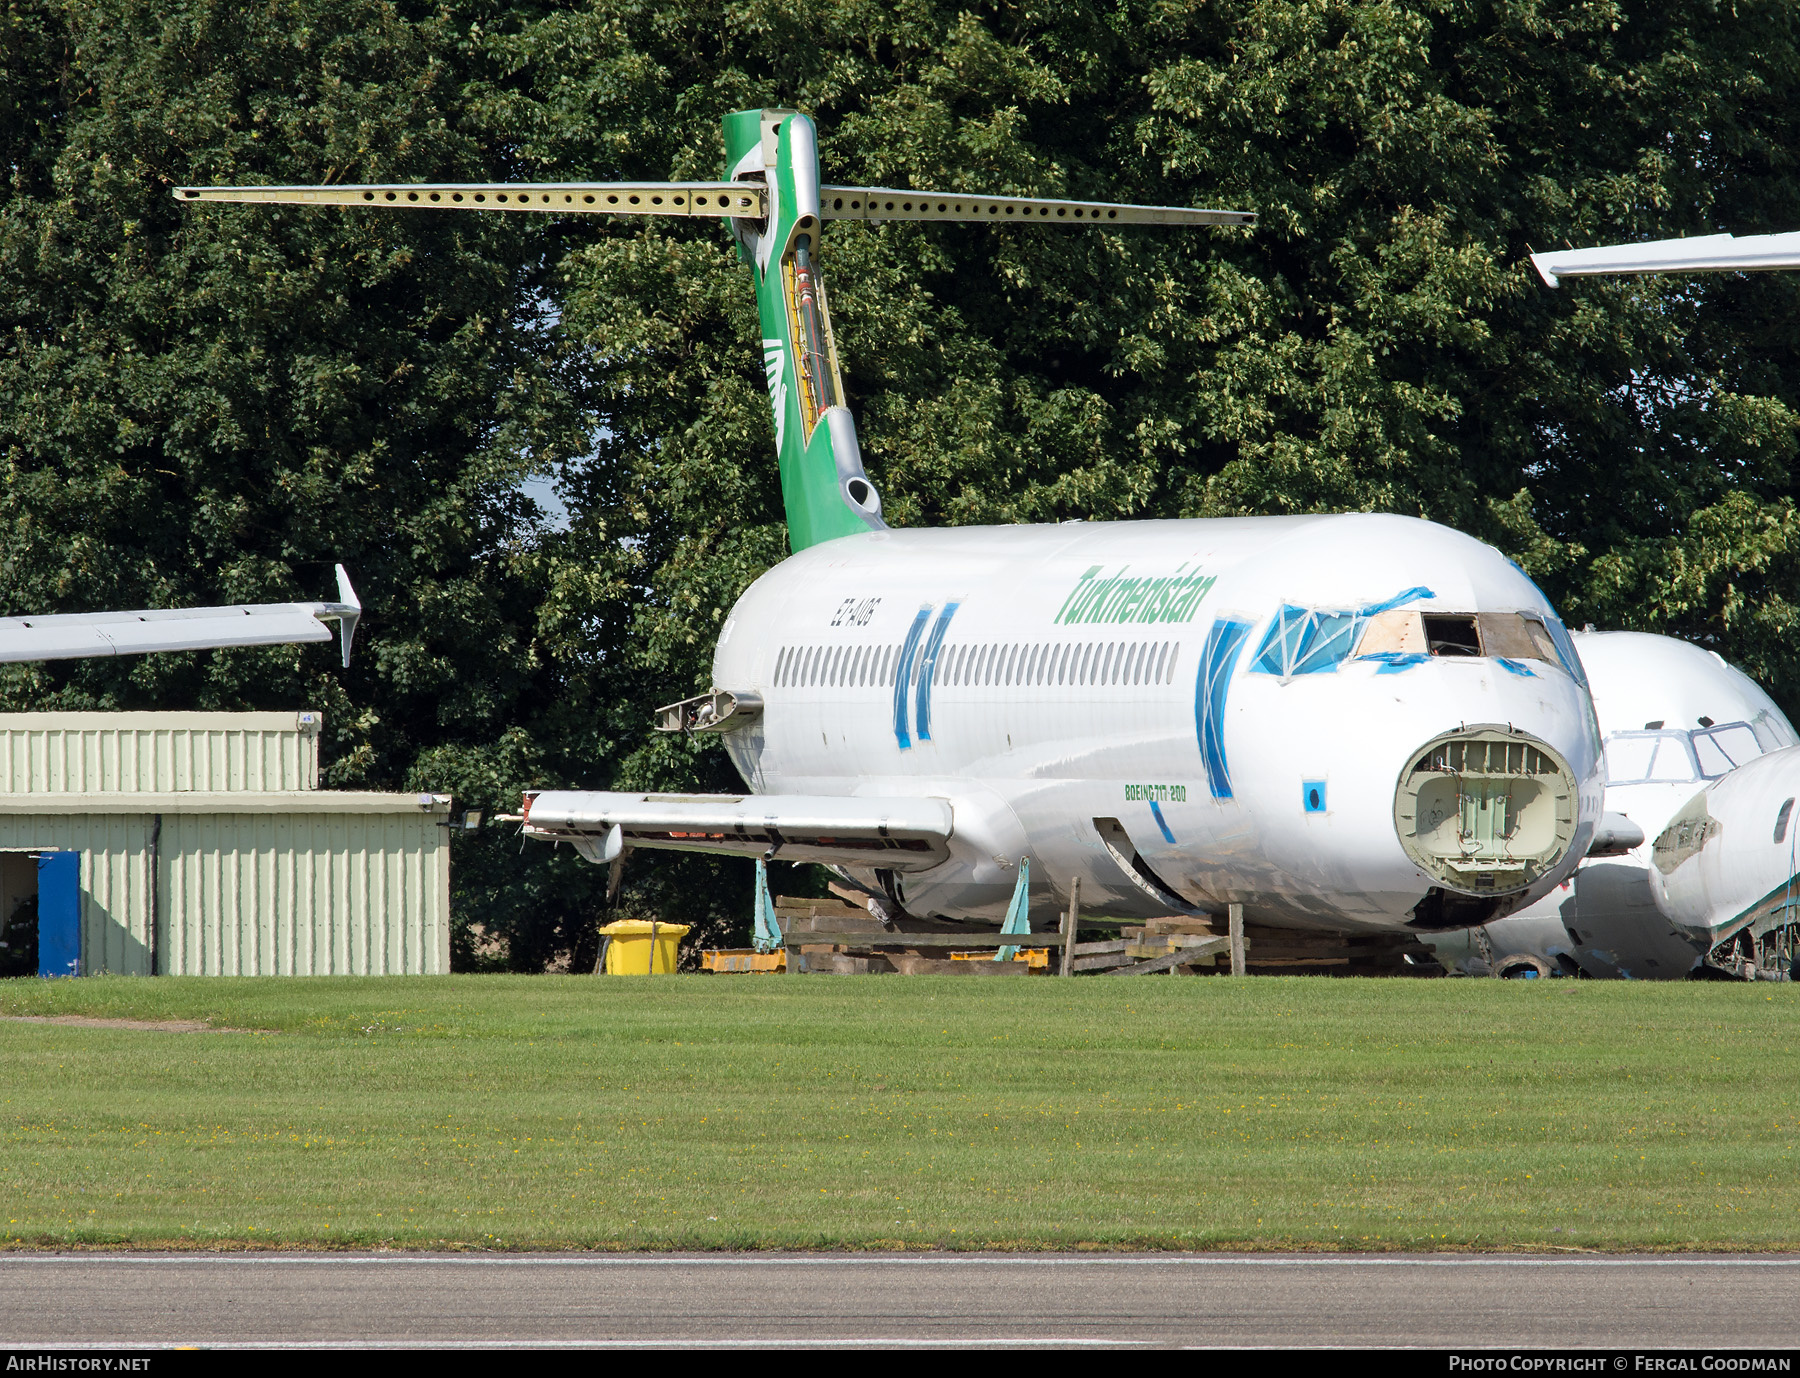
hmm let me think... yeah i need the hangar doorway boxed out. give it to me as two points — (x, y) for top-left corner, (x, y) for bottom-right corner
(0, 850), (79, 977)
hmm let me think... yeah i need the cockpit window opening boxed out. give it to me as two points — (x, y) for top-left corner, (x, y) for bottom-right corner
(1516, 613), (1561, 663)
(1750, 711), (1794, 751)
(1604, 730), (1700, 785)
(1692, 721), (1765, 778)
(1421, 614), (1481, 657)
(1539, 613), (1589, 688)
(1776, 798), (1795, 844)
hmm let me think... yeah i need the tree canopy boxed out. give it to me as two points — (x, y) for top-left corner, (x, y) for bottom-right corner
(5, 0), (1799, 967)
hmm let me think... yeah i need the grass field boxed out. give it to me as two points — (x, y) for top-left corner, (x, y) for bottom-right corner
(0, 973), (1795, 1251)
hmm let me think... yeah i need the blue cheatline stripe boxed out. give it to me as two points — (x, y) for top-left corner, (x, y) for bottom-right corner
(1149, 799), (1177, 844)
(892, 606), (933, 750)
(1196, 617), (1252, 799)
(914, 602), (960, 742)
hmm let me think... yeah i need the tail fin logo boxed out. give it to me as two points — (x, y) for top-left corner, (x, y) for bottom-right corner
(762, 339), (788, 455)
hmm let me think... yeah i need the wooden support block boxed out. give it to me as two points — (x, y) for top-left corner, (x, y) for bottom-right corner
(786, 930), (1068, 949)
(1108, 935), (1230, 975)
(1069, 952), (1133, 973)
(1069, 938), (1129, 957)
(1228, 902), (1246, 977)
(888, 955), (1028, 976)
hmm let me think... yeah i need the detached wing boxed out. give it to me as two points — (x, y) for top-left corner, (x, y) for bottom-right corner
(523, 791), (952, 871)
(1533, 230), (1800, 286)
(0, 566), (362, 667)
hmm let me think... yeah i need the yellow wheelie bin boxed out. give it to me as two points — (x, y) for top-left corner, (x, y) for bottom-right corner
(598, 919), (690, 974)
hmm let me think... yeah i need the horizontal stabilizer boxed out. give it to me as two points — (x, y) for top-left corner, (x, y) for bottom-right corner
(173, 182), (1250, 229)
(523, 791), (953, 870)
(1532, 230), (1800, 286)
(820, 186), (1253, 227)
(0, 566), (362, 667)
(174, 182), (767, 219)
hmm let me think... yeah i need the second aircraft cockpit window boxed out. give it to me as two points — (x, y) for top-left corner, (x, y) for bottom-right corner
(1605, 716), (1790, 785)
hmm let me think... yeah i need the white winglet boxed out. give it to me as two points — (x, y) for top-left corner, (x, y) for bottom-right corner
(0, 568), (365, 666)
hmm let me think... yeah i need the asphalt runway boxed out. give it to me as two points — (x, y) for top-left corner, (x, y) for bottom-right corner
(3, 1253), (1798, 1348)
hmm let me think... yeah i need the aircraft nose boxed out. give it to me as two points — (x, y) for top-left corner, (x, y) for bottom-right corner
(1393, 725), (1580, 900)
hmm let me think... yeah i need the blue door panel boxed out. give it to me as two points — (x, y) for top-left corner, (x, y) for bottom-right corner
(37, 851), (79, 978)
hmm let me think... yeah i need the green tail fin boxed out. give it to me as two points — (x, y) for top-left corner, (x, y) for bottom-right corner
(722, 109), (886, 551)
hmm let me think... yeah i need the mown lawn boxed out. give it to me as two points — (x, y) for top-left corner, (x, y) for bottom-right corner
(0, 973), (1794, 1251)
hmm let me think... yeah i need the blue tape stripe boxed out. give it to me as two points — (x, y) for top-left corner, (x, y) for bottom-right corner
(914, 602), (960, 742)
(892, 607), (933, 750)
(1149, 799), (1177, 845)
(1196, 617), (1252, 799)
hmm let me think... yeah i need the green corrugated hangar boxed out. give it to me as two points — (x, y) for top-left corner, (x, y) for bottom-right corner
(0, 712), (452, 976)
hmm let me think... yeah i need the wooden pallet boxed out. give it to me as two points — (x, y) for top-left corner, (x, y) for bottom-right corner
(699, 948), (786, 973)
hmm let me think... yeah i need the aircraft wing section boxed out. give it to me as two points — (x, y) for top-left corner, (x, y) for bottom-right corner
(522, 791), (953, 871)
(1532, 230), (1800, 286)
(0, 566), (361, 666)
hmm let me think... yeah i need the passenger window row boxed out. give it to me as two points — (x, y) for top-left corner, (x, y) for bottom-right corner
(772, 640), (1184, 690)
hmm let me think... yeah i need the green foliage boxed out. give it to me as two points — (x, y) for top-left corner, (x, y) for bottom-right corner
(5, 0), (1800, 967)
